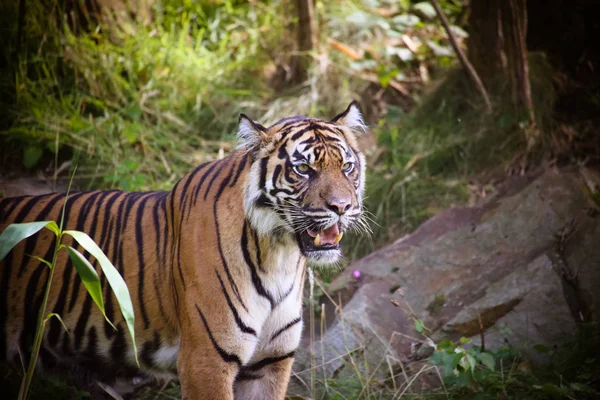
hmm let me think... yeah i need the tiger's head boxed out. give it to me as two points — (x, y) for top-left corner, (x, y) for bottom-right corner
(240, 102), (368, 265)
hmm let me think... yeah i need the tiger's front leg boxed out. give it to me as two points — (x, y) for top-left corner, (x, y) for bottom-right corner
(234, 356), (295, 400)
(177, 334), (239, 400)
(177, 305), (246, 400)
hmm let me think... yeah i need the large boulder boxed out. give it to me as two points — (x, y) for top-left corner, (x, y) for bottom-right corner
(289, 167), (600, 396)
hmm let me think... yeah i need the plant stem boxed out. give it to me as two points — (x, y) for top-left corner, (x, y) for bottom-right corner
(18, 235), (63, 400)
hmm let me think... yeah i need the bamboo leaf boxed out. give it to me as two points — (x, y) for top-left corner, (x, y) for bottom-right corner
(66, 246), (115, 330)
(64, 230), (138, 365)
(0, 221), (56, 261)
(45, 313), (69, 333)
(26, 254), (52, 269)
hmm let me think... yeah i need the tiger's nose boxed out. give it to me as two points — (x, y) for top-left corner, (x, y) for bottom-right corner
(326, 198), (352, 215)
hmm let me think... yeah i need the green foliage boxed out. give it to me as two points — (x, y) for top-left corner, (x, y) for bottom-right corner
(2, 0), (287, 190)
(64, 229), (139, 364)
(0, 185), (137, 398)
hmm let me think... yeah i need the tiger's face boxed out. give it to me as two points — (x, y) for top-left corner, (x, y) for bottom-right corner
(241, 102), (367, 265)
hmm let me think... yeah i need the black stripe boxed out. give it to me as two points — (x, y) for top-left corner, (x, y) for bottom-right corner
(251, 229), (264, 273)
(15, 193), (63, 279)
(215, 271), (256, 336)
(0, 196), (30, 221)
(182, 162), (210, 219)
(141, 332), (161, 368)
(290, 126), (314, 141)
(236, 370), (263, 381)
(98, 192), (124, 337)
(258, 157), (268, 189)
(152, 199), (163, 276)
(66, 191), (106, 312)
(104, 192), (129, 336)
(74, 291), (93, 350)
(158, 193), (169, 272)
(110, 324), (127, 365)
(269, 317), (301, 343)
(213, 160), (248, 312)
(245, 351), (295, 371)
(135, 195), (152, 329)
(195, 304), (241, 366)
(229, 153), (249, 188)
(82, 326), (99, 362)
(153, 277), (167, 321)
(68, 191), (116, 312)
(276, 256), (303, 306)
(192, 160), (220, 206)
(241, 221), (275, 308)
(204, 157), (231, 201)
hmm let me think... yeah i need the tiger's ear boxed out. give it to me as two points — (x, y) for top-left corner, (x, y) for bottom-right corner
(331, 101), (367, 134)
(237, 114), (269, 152)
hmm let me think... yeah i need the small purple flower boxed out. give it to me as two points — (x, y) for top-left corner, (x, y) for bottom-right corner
(352, 269), (361, 279)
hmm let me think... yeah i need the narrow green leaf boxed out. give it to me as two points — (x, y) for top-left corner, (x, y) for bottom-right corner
(478, 352), (495, 371)
(45, 221), (60, 237)
(0, 221), (55, 261)
(26, 254), (52, 269)
(64, 230), (138, 365)
(66, 246), (115, 330)
(45, 313), (69, 333)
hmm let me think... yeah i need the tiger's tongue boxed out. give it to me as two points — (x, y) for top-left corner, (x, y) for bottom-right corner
(319, 224), (340, 244)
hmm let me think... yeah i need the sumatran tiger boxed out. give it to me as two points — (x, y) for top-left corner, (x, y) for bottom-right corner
(0, 102), (368, 399)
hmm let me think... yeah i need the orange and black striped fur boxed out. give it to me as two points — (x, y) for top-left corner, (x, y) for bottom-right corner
(0, 102), (367, 399)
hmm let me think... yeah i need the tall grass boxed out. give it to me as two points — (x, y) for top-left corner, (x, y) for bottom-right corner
(2, 0), (289, 190)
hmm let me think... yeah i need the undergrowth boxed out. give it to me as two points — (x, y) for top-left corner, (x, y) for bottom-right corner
(345, 54), (556, 260)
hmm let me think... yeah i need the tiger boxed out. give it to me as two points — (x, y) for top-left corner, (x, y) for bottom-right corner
(0, 102), (367, 399)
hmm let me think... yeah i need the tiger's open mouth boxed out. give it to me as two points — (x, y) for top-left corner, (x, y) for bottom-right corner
(297, 223), (344, 253)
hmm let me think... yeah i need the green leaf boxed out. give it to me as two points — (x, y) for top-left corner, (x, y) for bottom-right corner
(415, 319), (425, 333)
(23, 145), (43, 168)
(437, 339), (454, 350)
(466, 353), (476, 372)
(26, 254), (52, 268)
(478, 352), (495, 371)
(0, 221), (56, 261)
(45, 313), (69, 333)
(64, 230), (138, 365)
(66, 246), (114, 330)
(459, 337), (471, 344)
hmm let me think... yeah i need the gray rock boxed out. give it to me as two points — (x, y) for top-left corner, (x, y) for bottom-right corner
(291, 168), (600, 396)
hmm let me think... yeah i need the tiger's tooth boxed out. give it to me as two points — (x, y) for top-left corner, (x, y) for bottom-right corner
(314, 234), (321, 246)
(334, 232), (344, 245)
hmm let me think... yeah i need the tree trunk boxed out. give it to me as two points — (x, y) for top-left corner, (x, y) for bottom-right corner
(468, 0), (537, 140)
(293, 0), (317, 83)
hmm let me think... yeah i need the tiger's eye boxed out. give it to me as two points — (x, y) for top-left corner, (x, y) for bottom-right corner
(295, 164), (310, 174)
(342, 162), (353, 172)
